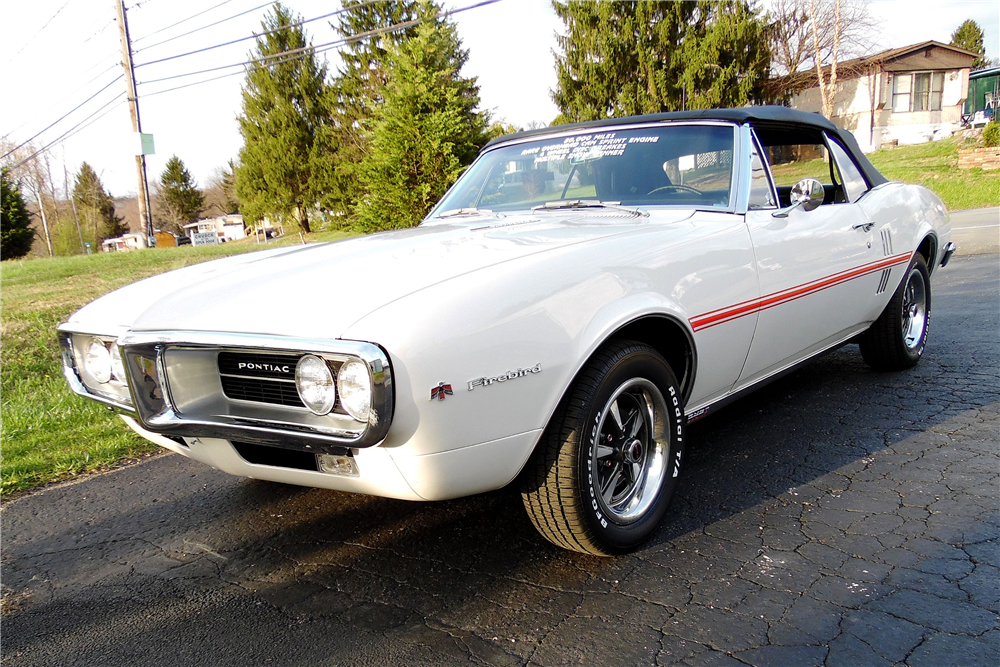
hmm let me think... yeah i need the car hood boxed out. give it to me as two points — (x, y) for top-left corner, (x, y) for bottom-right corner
(66, 209), (694, 340)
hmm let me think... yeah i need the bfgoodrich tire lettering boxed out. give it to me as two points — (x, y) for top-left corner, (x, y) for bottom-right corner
(859, 254), (930, 371)
(521, 340), (686, 556)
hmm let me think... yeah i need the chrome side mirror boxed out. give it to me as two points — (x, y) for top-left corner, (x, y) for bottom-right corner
(773, 178), (825, 218)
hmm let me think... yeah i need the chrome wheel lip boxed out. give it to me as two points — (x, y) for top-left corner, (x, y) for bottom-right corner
(901, 266), (927, 351)
(591, 378), (670, 525)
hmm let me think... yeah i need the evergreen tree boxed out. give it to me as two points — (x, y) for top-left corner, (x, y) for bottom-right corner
(950, 19), (988, 70)
(312, 0), (419, 215)
(237, 2), (327, 233)
(73, 162), (126, 246)
(158, 155), (204, 231)
(1, 169), (35, 260)
(221, 159), (240, 214)
(552, 0), (771, 122)
(355, 3), (488, 231)
(681, 2), (772, 110)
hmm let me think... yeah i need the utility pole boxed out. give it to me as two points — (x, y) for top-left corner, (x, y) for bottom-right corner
(114, 0), (154, 244)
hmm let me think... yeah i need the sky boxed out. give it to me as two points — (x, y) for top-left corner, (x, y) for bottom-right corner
(2, 0), (998, 200)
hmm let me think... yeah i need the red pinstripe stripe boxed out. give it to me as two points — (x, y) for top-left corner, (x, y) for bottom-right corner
(690, 252), (912, 332)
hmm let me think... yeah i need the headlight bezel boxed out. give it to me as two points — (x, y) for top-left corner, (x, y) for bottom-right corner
(57, 329), (135, 411)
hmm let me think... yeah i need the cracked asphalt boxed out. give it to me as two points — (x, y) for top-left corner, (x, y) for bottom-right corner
(2, 254), (997, 667)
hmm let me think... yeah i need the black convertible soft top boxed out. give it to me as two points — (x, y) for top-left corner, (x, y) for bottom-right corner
(484, 106), (887, 187)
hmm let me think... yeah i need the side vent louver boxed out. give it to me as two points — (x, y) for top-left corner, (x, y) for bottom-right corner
(880, 227), (893, 256)
(876, 268), (892, 294)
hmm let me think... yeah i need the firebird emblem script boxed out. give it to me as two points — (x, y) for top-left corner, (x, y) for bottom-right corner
(431, 383), (454, 401)
(469, 364), (542, 391)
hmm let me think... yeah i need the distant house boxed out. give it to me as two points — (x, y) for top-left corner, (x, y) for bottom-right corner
(965, 65), (1000, 127)
(101, 233), (147, 252)
(784, 41), (978, 152)
(182, 214), (246, 244)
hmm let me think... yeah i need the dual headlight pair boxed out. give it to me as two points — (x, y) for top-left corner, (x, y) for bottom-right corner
(295, 354), (371, 422)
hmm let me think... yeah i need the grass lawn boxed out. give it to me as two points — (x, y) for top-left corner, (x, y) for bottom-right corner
(867, 138), (1000, 211)
(769, 137), (999, 211)
(0, 231), (352, 497)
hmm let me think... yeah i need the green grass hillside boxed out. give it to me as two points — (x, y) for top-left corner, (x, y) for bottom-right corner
(0, 232), (351, 496)
(868, 137), (999, 211)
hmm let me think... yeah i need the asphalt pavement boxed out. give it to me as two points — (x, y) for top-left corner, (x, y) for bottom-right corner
(2, 254), (998, 667)
(951, 207), (999, 256)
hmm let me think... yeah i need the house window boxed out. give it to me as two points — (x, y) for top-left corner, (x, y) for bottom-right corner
(892, 74), (911, 112)
(930, 72), (944, 110)
(893, 72), (945, 112)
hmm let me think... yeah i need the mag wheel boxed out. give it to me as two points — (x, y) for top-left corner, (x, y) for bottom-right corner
(860, 254), (931, 371)
(521, 340), (685, 556)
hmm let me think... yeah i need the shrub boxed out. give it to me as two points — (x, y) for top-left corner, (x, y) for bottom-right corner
(983, 121), (1000, 148)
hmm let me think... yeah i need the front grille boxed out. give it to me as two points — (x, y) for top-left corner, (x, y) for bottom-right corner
(220, 374), (304, 407)
(217, 351), (346, 413)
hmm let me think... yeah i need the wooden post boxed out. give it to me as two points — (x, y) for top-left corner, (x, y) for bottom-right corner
(114, 0), (154, 244)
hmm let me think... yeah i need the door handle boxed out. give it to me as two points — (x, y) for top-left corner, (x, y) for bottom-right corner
(852, 221), (875, 232)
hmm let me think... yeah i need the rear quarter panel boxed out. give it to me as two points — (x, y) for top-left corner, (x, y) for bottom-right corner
(858, 182), (951, 315)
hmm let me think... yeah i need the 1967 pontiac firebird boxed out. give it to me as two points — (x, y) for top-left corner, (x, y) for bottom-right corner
(59, 107), (955, 555)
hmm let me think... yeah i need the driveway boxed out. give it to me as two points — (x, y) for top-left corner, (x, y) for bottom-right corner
(2, 254), (997, 667)
(951, 207), (999, 256)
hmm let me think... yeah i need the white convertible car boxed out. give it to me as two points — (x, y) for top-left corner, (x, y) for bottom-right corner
(59, 108), (954, 555)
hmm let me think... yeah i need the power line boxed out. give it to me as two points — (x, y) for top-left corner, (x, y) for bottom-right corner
(133, 0), (248, 45)
(1, 75), (124, 160)
(3, 60), (120, 140)
(138, 0), (502, 88)
(134, 4), (378, 68)
(4, 0), (75, 65)
(82, 18), (117, 44)
(9, 95), (126, 170)
(136, 0), (385, 55)
(12, 0), (505, 166)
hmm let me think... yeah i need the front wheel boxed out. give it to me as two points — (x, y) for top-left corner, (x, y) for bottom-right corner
(521, 340), (686, 556)
(859, 254), (931, 370)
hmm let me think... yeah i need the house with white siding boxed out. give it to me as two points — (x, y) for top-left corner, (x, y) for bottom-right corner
(784, 41), (978, 152)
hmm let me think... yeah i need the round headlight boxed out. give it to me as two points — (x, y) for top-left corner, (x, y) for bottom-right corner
(295, 354), (336, 415)
(110, 344), (126, 383)
(85, 337), (112, 384)
(337, 358), (372, 422)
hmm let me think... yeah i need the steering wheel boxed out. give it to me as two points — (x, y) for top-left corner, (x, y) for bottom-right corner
(646, 184), (704, 196)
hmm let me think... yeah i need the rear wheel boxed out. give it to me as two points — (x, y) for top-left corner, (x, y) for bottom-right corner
(859, 254), (930, 370)
(521, 340), (685, 556)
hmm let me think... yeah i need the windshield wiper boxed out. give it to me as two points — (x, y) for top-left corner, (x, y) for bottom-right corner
(435, 207), (497, 218)
(532, 200), (648, 217)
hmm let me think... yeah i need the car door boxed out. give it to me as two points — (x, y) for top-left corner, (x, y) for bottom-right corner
(736, 129), (885, 388)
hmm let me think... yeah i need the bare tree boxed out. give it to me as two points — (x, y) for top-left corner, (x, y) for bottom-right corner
(768, 0), (878, 98)
(809, 0), (840, 118)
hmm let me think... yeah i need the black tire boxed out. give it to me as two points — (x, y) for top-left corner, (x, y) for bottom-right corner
(859, 254), (931, 371)
(520, 340), (686, 556)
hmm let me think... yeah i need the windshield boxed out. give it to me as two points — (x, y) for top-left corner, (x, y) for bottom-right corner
(431, 123), (736, 217)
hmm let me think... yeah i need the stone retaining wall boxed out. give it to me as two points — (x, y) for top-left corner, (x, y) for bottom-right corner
(958, 146), (1000, 170)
